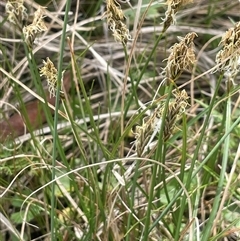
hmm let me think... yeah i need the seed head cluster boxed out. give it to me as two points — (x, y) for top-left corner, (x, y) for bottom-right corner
(162, 89), (189, 141)
(103, 0), (131, 45)
(39, 58), (63, 98)
(23, 7), (47, 48)
(132, 30), (194, 157)
(162, 0), (193, 32)
(163, 32), (197, 84)
(216, 21), (240, 84)
(6, 1), (47, 49)
(5, 0), (28, 28)
(133, 89), (189, 157)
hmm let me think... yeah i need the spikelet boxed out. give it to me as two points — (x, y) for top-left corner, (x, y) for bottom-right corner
(132, 89), (189, 157)
(102, 0), (131, 45)
(215, 21), (240, 85)
(5, 0), (28, 27)
(133, 114), (161, 157)
(23, 6), (47, 48)
(162, 0), (194, 32)
(39, 58), (65, 99)
(162, 89), (189, 141)
(163, 32), (197, 84)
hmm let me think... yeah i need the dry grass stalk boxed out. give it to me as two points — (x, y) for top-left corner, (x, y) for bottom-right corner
(163, 32), (197, 84)
(162, 0), (194, 32)
(216, 21), (240, 85)
(102, 0), (131, 45)
(133, 89), (189, 157)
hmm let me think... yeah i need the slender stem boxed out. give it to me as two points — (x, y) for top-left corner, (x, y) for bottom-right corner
(50, 1), (71, 240)
(201, 82), (231, 240)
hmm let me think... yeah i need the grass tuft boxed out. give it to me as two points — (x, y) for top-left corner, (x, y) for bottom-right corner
(0, 0), (240, 240)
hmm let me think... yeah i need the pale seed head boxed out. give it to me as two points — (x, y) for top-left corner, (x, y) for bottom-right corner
(102, 0), (131, 45)
(163, 32), (197, 83)
(39, 58), (58, 98)
(215, 21), (240, 84)
(22, 6), (47, 48)
(132, 89), (189, 156)
(162, 0), (194, 32)
(6, 0), (28, 28)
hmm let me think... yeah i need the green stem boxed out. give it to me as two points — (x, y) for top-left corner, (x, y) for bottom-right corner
(50, 1), (71, 239)
(201, 85), (231, 240)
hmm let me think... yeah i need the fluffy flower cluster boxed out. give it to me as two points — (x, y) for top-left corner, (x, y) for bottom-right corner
(163, 32), (197, 83)
(40, 58), (58, 98)
(5, 0), (28, 28)
(216, 21), (240, 84)
(103, 0), (131, 45)
(133, 89), (189, 157)
(23, 7), (47, 48)
(162, 0), (193, 32)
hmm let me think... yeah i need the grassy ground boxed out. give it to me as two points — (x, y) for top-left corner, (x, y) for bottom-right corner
(0, 0), (240, 240)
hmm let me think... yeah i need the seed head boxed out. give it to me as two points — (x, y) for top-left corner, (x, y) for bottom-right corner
(162, 89), (189, 140)
(134, 116), (157, 157)
(23, 7), (47, 48)
(5, 0), (28, 28)
(132, 89), (189, 156)
(102, 0), (131, 45)
(215, 22), (240, 85)
(39, 58), (64, 98)
(163, 32), (197, 84)
(162, 0), (193, 32)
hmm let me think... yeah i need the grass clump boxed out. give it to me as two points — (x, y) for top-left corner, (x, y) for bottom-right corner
(0, 0), (240, 241)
